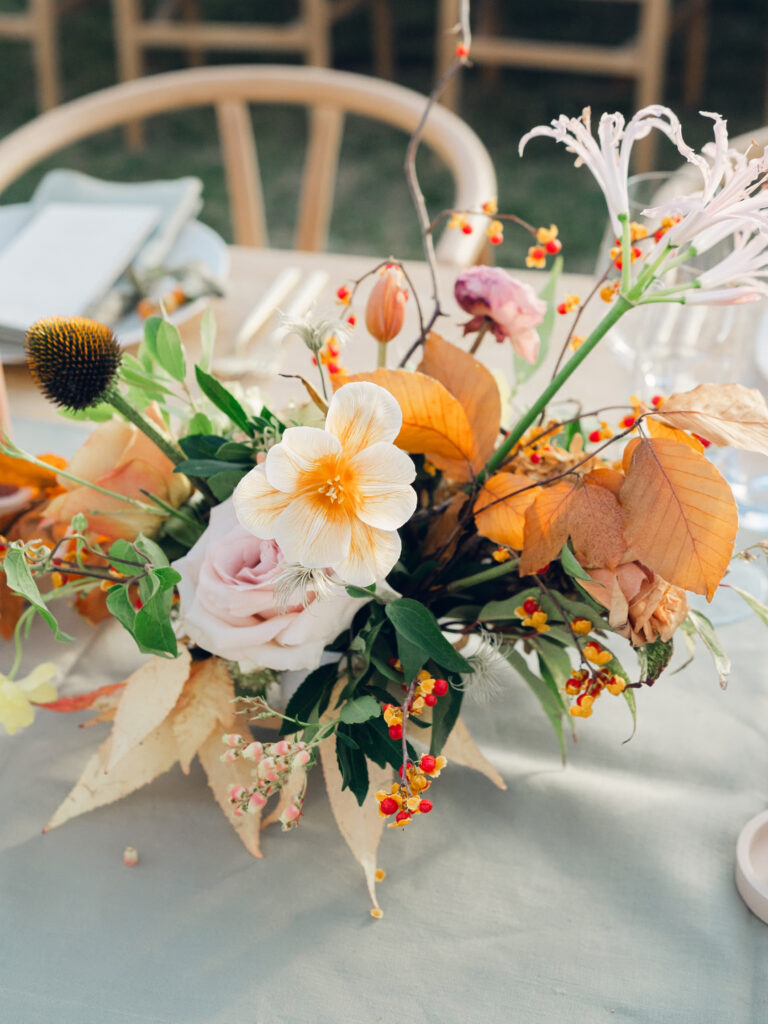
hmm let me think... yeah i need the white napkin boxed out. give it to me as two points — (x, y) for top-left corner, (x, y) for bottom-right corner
(28, 169), (203, 274)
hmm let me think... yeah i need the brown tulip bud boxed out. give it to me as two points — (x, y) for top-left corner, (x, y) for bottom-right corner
(365, 266), (408, 344)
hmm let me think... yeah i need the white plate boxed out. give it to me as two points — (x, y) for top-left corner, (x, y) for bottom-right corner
(0, 202), (229, 364)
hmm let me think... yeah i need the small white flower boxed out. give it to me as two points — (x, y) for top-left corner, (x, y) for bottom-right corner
(453, 631), (516, 704)
(272, 564), (339, 612)
(281, 312), (350, 353)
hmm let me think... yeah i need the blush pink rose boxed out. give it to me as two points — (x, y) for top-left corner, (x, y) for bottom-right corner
(454, 266), (546, 362)
(172, 499), (365, 672)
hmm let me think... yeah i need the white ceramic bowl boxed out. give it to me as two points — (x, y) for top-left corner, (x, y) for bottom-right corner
(736, 809), (768, 924)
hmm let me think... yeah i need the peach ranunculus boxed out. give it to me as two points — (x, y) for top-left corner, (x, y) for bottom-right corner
(173, 498), (365, 672)
(233, 382), (417, 587)
(42, 410), (191, 541)
(454, 266), (547, 363)
(582, 561), (689, 646)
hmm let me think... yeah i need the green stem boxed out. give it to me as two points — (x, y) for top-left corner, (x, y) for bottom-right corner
(8, 605), (35, 681)
(446, 558), (520, 592)
(477, 295), (633, 484)
(377, 341), (388, 369)
(106, 389), (185, 466)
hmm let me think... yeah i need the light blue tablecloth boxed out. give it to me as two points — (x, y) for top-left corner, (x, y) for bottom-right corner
(1, 601), (768, 1023)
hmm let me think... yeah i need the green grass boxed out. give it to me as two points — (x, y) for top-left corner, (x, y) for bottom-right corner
(0, 0), (765, 272)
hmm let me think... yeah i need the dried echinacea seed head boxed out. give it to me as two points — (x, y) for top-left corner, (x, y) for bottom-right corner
(25, 316), (122, 410)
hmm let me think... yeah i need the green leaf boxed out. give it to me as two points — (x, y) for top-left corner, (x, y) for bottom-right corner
(133, 608), (178, 657)
(162, 514), (205, 549)
(506, 648), (566, 759)
(560, 543), (591, 581)
(395, 631), (427, 684)
(155, 320), (187, 382)
(215, 440), (255, 462)
(339, 695), (381, 725)
(199, 308), (216, 372)
(637, 637), (674, 683)
(512, 254), (562, 390)
(345, 584), (377, 599)
(174, 458), (252, 478)
(535, 636), (573, 687)
(188, 412), (214, 435)
(385, 598), (472, 675)
(685, 609), (731, 688)
(179, 434), (229, 459)
(2, 549), (72, 641)
(106, 585), (136, 633)
(727, 584), (768, 627)
(352, 716), (416, 771)
(429, 681), (463, 755)
(622, 686), (637, 742)
(195, 365), (253, 436)
(335, 725), (369, 805)
(208, 469), (249, 501)
(141, 316), (163, 362)
(135, 534), (170, 568)
(280, 661), (339, 735)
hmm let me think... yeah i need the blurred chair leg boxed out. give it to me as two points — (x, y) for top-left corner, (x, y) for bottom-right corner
(633, 0), (671, 172)
(477, 0), (501, 89)
(370, 0), (394, 79)
(682, 0), (709, 106)
(181, 0), (204, 67)
(30, 0), (60, 110)
(303, 0), (331, 65)
(112, 0), (145, 147)
(436, 0), (461, 110)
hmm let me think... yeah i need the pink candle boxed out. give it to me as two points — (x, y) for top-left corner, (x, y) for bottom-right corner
(0, 355), (10, 440)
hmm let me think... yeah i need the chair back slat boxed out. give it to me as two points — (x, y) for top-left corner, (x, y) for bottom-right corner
(215, 97), (268, 247)
(0, 66), (497, 266)
(295, 105), (344, 252)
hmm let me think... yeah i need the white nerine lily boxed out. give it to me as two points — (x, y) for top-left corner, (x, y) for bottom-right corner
(233, 381), (417, 587)
(519, 105), (689, 235)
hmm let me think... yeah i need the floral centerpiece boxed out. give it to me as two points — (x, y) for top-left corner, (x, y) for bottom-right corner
(3, 31), (768, 914)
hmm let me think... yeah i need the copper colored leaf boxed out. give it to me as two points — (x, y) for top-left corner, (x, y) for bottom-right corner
(346, 368), (475, 479)
(418, 332), (502, 469)
(519, 480), (574, 575)
(520, 478), (626, 575)
(620, 437), (738, 598)
(645, 416), (704, 452)
(583, 468), (625, 494)
(107, 648), (192, 771)
(318, 680), (390, 910)
(442, 716), (507, 790)
(0, 572), (25, 641)
(474, 473), (537, 550)
(44, 721), (179, 833)
(198, 728), (263, 858)
(567, 480), (627, 570)
(172, 658), (235, 774)
(424, 492), (469, 559)
(653, 383), (768, 454)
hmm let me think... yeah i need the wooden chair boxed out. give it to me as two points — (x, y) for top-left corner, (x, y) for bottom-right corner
(0, 0), (60, 111)
(112, 0), (395, 95)
(436, 0), (710, 173)
(0, 65), (497, 266)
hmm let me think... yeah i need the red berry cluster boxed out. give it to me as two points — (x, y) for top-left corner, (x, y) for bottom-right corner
(382, 668), (450, 740)
(376, 754), (447, 828)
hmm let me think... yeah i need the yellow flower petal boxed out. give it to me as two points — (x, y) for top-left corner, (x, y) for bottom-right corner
(273, 493), (352, 568)
(0, 680), (35, 735)
(349, 442), (416, 530)
(335, 519), (401, 586)
(265, 427), (341, 493)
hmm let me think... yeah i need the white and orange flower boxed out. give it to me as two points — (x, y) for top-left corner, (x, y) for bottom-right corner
(233, 382), (416, 587)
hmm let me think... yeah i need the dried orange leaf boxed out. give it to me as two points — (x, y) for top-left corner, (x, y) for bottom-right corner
(173, 658), (234, 774)
(519, 480), (575, 575)
(198, 728), (263, 858)
(44, 720), (179, 833)
(583, 467), (625, 494)
(107, 648), (192, 771)
(42, 681), (126, 713)
(645, 416), (704, 452)
(474, 472), (537, 550)
(418, 332), (502, 469)
(442, 716), (507, 790)
(567, 481), (626, 570)
(318, 680), (390, 910)
(346, 368), (475, 479)
(653, 383), (768, 454)
(620, 437), (738, 598)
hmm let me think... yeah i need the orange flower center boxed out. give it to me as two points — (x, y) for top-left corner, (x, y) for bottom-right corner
(317, 475), (345, 504)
